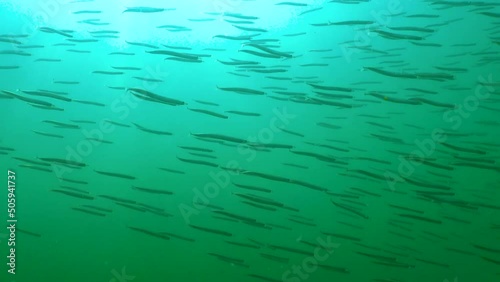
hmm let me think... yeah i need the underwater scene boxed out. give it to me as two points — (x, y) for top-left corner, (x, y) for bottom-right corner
(0, 0), (499, 281)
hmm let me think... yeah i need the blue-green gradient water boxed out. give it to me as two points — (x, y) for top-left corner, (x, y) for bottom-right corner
(1, 1), (499, 282)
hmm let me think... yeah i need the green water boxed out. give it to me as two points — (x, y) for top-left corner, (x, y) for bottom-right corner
(1, 1), (499, 281)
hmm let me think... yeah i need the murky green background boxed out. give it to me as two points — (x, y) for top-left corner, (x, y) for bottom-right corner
(1, 1), (499, 281)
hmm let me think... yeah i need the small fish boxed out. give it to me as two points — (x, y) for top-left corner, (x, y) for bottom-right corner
(51, 189), (94, 200)
(132, 122), (172, 136)
(132, 186), (173, 195)
(189, 224), (232, 237)
(123, 7), (174, 13)
(179, 146), (213, 153)
(19, 165), (52, 173)
(128, 87), (185, 106)
(93, 70), (124, 75)
(32, 131), (64, 138)
(39, 27), (73, 38)
(189, 108), (228, 119)
(38, 157), (86, 167)
(158, 167), (185, 174)
(217, 86), (265, 95)
(73, 99), (106, 107)
(72, 207), (106, 217)
(94, 169), (136, 180)
(81, 205), (112, 213)
(276, 2), (308, 6)
(133, 76), (163, 82)
(226, 110), (260, 117)
(128, 226), (170, 240)
(16, 228), (42, 237)
(13, 157), (50, 166)
(99, 195), (136, 204)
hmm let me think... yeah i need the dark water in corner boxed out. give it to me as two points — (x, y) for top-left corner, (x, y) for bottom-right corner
(0, 1), (499, 282)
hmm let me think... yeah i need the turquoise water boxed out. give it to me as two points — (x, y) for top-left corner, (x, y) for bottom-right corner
(1, 1), (499, 281)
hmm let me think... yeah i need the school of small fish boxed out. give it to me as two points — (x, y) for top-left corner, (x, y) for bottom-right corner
(1, 0), (500, 281)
